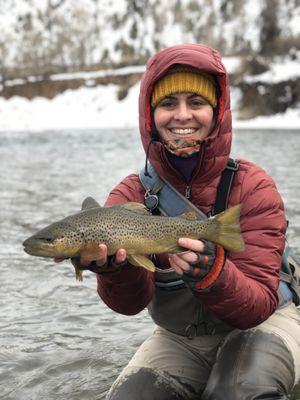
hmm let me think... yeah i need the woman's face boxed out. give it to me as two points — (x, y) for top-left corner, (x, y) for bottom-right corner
(153, 92), (215, 142)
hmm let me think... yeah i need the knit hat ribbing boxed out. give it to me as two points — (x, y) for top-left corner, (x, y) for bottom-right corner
(151, 66), (217, 108)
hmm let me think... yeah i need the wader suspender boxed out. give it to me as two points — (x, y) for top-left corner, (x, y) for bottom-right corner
(211, 158), (239, 215)
(140, 158), (238, 219)
(140, 159), (300, 307)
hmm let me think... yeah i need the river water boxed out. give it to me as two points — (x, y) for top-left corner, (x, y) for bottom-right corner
(0, 128), (300, 400)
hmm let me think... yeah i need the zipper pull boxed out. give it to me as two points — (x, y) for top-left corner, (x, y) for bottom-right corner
(185, 185), (191, 199)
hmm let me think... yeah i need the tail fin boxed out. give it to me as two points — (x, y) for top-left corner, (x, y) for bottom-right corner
(207, 204), (245, 253)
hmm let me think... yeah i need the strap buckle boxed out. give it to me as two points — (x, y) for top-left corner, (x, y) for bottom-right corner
(144, 190), (159, 212)
(185, 324), (197, 339)
(226, 159), (239, 171)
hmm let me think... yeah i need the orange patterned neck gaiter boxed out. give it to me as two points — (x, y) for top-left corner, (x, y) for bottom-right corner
(164, 138), (202, 158)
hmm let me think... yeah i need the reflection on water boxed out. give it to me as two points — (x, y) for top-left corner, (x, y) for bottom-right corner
(0, 128), (299, 399)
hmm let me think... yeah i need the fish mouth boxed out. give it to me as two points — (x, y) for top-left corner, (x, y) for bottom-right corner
(23, 238), (56, 258)
(22, 237), (81, 259)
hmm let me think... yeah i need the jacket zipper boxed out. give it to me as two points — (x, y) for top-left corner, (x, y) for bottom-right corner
(185, 185), (191, 199)
(185, 142), (207, 200)
(160, 142), (206, 201)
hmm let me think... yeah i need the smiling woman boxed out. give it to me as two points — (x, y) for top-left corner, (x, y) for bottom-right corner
(151, 66), (216, 159)
(153, 92), (215, 150)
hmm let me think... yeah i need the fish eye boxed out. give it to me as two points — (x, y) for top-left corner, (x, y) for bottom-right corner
(40, 237), (54, 243)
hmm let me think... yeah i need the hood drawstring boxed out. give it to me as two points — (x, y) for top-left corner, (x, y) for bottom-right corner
(144, 138), (156, 177)
(144, 111), (162, 177)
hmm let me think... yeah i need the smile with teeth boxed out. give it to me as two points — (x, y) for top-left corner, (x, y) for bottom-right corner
(169, 128), (198, 135)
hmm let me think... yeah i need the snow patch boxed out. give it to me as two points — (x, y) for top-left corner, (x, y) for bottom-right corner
(233, 107), (300, 130)
(245, 58), (300, 84)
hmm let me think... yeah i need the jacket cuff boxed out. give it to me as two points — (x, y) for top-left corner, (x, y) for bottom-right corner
(97, 262), (147, 284)
(193, 245), (226, 290)
(95, 257), (128, 275)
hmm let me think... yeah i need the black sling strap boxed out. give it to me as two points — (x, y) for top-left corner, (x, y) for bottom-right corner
(212, 158), (239, 215)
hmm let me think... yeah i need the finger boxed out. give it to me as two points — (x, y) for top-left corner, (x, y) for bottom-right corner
(177, 251), (199, 264)
(115, 249), (127, 264)
(168, 255), (183, 275)
(80, 243), (107, 267)
(170, 264), (183, 276)
(169, 254), (190, 274)
(95, 243), (108, 267)
(178, 238), (205, 252)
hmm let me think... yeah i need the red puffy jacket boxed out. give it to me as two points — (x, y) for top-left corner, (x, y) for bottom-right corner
(97, 44), (287, 329)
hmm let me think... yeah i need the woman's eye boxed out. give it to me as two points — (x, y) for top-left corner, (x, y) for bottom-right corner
(158, 99), (175, 108)
(161, 102), (174, 108)
(191, 100), (205, 107)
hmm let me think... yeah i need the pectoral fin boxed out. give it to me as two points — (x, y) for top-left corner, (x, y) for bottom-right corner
(71, 258), (84, 281)
(127, 254), (155, 272)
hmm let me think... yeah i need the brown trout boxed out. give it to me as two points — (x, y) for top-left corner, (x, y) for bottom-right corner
(23, 197), (244, 280)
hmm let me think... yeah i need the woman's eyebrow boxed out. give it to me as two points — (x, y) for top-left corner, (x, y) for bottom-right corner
(188, 93), (205, 99)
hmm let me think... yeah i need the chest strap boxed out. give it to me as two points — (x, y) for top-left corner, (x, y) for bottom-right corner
(212, 158), (239, 215)
(140, 164), (207, 220)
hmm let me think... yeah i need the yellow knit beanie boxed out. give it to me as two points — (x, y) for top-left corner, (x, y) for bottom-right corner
(151, 65), (217, 108)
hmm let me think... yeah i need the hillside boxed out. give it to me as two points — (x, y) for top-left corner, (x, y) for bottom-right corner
(0, 0), (299, 126)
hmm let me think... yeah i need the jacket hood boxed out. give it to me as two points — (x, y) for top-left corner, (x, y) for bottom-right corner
(138, 43), (232, 189)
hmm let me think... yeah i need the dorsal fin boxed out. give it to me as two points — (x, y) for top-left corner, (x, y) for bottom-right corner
(120, 202), (150, 215)
(81, 197), (101, 210)
(178, 211), (198, 220)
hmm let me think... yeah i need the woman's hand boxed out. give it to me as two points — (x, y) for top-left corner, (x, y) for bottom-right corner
(54, 244), (127, 274)
(168, 238), (205, 276)
(79, 244), (127, 268)
(169, 238), (226, 290)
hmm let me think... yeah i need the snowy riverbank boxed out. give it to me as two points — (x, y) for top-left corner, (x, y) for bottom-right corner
(1, 60), (299, 132)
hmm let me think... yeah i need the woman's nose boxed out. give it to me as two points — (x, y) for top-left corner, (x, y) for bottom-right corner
(174, 103), (192, 121)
